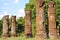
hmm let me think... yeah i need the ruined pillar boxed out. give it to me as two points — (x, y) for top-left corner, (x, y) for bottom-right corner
(2, 15), (9, 37)
(48, 1), (59, 39)
(25, 10), (32, 38)
(11, 16), (16, 37)
(36, 0), (47, 39)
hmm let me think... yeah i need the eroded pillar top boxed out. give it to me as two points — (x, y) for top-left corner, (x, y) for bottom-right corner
(48, 1), (56, 8)
(4, 15), (9, 19)
(11, 16), (16, 22)
(11, 16), (16, 19)
(25, 10), (31, 15)
(36, 0), (44, 7)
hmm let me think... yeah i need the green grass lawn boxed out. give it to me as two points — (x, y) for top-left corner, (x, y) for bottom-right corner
(0, 37), (35, 40)
(0, 37), (60, 40)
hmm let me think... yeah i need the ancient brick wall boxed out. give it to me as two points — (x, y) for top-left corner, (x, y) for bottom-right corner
(48, 1), (59, 39)
(11, 16), (16, 37)
(25, 10), (32, 38)
(36, 0), (47, 39)
(2, 15), (9, 37)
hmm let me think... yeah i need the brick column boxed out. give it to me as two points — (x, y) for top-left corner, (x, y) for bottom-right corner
(2, 15), (9, 37)
(36, 0), (47, 39)
(48, 1), (59, 39)
(11, 16), (16, 37)
(25, 10), (32, 38)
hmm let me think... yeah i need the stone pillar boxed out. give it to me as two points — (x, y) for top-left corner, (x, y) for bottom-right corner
(59, 26), (60, 38)
(25, 10), (32, 38)
(36, 0), (47, 39)
(11, 16), (16, 37)
(48, 1), (59, 39)
(2, 15), (9, 37)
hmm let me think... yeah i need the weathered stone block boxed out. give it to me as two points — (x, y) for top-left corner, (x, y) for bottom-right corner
(36, 0), (47, 39)
(2, 15), (9, 37)
(25, 10), (32, 38)
(11, 16), (16, 37)
(48, 1), (59, 39)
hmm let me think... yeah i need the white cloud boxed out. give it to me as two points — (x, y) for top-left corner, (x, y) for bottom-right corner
(14, 0), (19, 4)
(4, 2), (8, 6)
(4, 11), (8, 15)
(0, 9), (25, 19)
(0, 11), (9, 19)
(9, 9), (25, 18)
(0, 14), (4, 19)
(16, 9), (25, 18)
(26, 0), (29, 3)
(6, 8), (10, 10)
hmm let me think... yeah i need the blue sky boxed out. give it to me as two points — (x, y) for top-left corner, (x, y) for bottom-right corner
(0, 0), (29, 19)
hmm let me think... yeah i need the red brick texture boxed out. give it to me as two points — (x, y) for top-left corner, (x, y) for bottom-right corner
(25, 10), (32, 38)
(48, 1), (59, 39)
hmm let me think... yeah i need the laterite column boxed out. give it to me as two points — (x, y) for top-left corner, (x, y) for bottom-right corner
(36, 0), (47, 39)
(2, 15), (9, 37)
(25, 10), (32, 38)
(11, 16), (16, 37)
(48, 1), (59, 39)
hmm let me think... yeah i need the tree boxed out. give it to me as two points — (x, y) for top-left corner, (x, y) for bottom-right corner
(16, 17), (25, 36)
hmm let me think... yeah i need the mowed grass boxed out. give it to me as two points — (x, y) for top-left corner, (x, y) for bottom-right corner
(0, 37), (60, 40)
(0, 37), (35, 40)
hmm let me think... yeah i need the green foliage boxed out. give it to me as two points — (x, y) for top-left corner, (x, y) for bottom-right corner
(0, 20), (2, 36)
(25, 3), (32, 11)
(17, 17), (25, 25)
(56, 0), (60, 26)
(16, 17), (25, 36)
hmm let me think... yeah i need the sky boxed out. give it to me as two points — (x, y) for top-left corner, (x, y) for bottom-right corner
(0, 0), (29, 19)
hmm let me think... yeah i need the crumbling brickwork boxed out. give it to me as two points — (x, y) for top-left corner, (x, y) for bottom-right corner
(2, 15), (9, 37)
(11, 16), (16, 37)
(48, 1), (59, 39)
(36, 0), (47, 39)
(25, 10), (32, 38)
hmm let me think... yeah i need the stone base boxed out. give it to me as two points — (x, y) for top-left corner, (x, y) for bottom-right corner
(35, 31), (47, 39)
(35, 35), (47, 39)
(2, 33), (8, 37)
(11, 34), (16, 37)
(49, 35), (59, 39)
(25, 34), (32, 38)
(35, 35), (47, 40)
